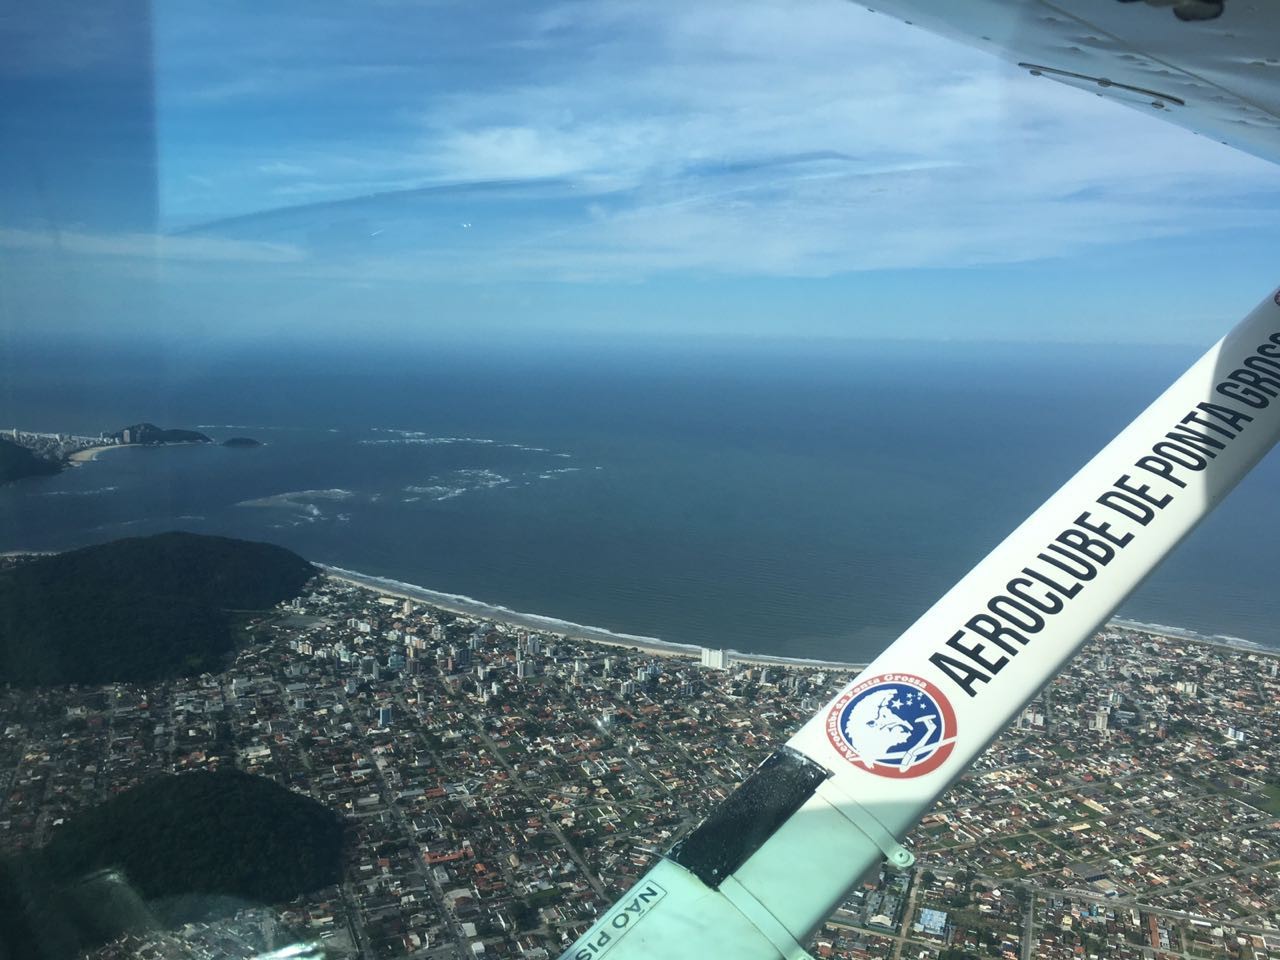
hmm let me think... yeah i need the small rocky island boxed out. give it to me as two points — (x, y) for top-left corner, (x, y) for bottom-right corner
(222, 436), (262, 447)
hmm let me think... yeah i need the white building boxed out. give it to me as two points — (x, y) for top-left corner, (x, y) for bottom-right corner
(700, 647), (729, 670)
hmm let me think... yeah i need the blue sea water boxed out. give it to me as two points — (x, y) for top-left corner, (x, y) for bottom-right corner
(2, 336), (1278, 660)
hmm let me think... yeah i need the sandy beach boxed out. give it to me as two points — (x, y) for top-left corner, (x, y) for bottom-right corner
(67, 444), (127, 463)
(322, 565), (871, 670)
(324, 567), (705, 659)
(66, 440), (209, 463)
(321, 567), (1279, 671)
(1109, 617), (1279, 658)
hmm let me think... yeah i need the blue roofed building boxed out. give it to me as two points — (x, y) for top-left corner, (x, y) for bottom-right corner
(918, 908), (949, 939)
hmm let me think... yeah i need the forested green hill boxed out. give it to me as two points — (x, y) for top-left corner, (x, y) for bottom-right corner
(0, 532), (316, 685)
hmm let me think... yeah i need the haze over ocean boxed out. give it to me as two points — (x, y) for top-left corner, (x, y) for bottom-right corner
(3, 336), (1278, 662)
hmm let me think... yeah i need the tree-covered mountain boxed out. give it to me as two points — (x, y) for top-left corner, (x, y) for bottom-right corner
(0, 770), (345, 960)
(108, 422), (212, 445)
(0, 532), (316, 686)
(0, 437), (62, 485)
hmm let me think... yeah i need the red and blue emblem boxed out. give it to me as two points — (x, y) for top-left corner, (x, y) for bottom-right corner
(826, 673), (957, 778)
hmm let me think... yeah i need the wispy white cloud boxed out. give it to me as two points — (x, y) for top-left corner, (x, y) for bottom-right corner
(156, 0), (1280, 281)
(411, 0), (1270, 195)
(256, 160), (316, 177)
(14, 0), (1275, 344)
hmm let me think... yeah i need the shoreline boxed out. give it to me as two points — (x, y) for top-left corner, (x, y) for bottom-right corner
(3, 546), (1274, 666)
(1107, 617), (1278, 657)
(320, 565), (1279, 671)
(321, 565), (871, 670)
(68, 440), (214, 465)
(67, 444), (127, 463)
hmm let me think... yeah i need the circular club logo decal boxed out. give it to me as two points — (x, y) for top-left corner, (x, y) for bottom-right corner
(826, 673), (957, 778)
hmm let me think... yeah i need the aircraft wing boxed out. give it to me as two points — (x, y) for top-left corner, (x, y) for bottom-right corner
(556, 7), (1280, 959)
(559, 292), (1280, 959)
(861, 0), (1280, 167)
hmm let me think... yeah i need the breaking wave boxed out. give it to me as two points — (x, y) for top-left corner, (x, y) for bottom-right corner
(237, 488), (356, 524)
(361, 431), (552, 454)
(194, 424), (300, 431)
(400, 464), (590, 502)
(238, 488), (355, 508)
(1110, 618), (1266, 650)
(320, 565), (690, 652)
(317, 566), (865, 669)
(404, 469), (509, 501)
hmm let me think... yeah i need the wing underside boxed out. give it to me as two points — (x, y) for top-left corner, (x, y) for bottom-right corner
(862, 0), (1280, 167)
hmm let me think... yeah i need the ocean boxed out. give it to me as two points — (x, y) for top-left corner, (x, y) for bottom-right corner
(2, 335), (1278, 661)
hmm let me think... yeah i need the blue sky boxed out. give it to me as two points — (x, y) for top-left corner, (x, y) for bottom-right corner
(3, 0), (1280, 347)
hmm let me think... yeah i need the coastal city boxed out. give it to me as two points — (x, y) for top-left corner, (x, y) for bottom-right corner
(7, 2), (1280, 960)
(0, 573), (1276, 960)
(2, 429), (122, 465)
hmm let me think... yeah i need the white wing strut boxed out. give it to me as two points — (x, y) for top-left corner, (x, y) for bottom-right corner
(560, 288), (1280, 960)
